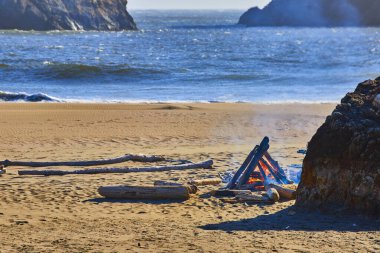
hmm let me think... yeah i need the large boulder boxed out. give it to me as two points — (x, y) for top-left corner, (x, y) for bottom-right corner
(0, 0), (137, 31)
(296, 77), (380, 216)
(239, 0), (380, 27)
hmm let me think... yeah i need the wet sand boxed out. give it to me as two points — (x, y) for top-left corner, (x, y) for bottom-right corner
(0, 103), (379, 252)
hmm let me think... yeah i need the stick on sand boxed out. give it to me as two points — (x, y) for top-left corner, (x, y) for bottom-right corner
(18, 160), (214, 176)
(1, 154), (166, 167)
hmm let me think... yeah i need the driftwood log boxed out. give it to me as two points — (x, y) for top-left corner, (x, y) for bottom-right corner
(268, 183), (297, 200)
(266, 187), (280, 202)
(188, 178), (222, 186)
(153, 181), (198, 194)
(154, 181), (183, 186)
(1, 154), (165, 167)
(98, 185), (192, 200)
(212, 189), (252, 197)
(220, 198), (273, 204)
(235, 191), (272, 202)
(18, 160), (214, 176)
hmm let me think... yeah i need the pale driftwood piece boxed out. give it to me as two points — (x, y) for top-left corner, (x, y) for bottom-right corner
(235, 191), (272, 202)
(266, 187), (280, 202)
(1, 154), (165, 168)
(153, 181), (198, 194)
(268, 183), (297, 200)
(98, 185), (191, 200)
(154, 181), (198, 194)
(188, 178), (222, 186)
(220, 198), (273, 204)
(212, 189), (252, 197)
(154, 181), (183, 186)
(18, 160), (214, 176)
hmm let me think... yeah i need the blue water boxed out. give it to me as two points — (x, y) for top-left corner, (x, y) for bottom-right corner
(0, 10), (379, 102)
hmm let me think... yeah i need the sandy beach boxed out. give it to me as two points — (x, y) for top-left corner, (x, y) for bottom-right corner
(0, 102), (379, 253)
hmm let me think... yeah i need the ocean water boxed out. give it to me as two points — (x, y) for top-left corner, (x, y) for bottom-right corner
(0, 10), (379, 103)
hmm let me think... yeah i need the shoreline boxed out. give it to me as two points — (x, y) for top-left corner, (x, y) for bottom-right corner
(0, 101), (338, 106)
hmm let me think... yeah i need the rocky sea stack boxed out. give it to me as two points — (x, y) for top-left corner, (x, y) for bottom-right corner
(0, 0), (137, 31)
(239, 0), (380, 27)
(296, 77), (380, 216)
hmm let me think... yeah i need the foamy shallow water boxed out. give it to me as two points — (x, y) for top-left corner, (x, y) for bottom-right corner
(0, 10), (379, 103)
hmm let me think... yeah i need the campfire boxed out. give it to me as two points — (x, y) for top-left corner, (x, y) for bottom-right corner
(215, 137), (297, 203)
(226, 137), (292, 190)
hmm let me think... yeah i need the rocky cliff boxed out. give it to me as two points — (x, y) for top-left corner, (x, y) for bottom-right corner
(0, 0), (137, 31)
(296, 77), (380, 216)
(239, 0), (380, 27)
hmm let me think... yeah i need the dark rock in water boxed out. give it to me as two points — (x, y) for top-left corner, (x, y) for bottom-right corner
(239, 0), (380, 27)
(0, 0), (137, 31)
(296, 77), (380, 216)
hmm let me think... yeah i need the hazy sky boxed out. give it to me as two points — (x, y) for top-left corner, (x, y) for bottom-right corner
(128, 0), (270, 10)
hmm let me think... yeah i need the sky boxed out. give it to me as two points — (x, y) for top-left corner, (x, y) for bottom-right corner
(128, 0), (270, 10)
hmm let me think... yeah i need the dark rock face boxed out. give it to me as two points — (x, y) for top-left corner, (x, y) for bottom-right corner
(239, 0), (380, 27)
(296, 77), (380, 216)
(0, 0), (137, 31)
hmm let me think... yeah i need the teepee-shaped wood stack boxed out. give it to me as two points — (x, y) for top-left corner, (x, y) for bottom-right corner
(226, 137), (292, 191)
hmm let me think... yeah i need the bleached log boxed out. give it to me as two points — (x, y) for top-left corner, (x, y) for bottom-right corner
(154, 181), (198, 194)
(154, 181), (183, 186)
(212, 189), (252, 197)
(236, 191), (272, 202)
(1, 154), (165, 168)
(220, 198), (273, 204)
(268, 183), (297, 200)
(18, 160), (214, 176)
(188, 178), (222, 186)
(98, 185), (191, 200)
(266, 187), (280, 202)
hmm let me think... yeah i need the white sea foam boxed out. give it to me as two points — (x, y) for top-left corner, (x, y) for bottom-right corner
(0, 91), (60, 102)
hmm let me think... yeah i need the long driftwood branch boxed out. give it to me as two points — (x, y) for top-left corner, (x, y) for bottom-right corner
(18, 160), (214, 176)
(1, 154), (165, 168)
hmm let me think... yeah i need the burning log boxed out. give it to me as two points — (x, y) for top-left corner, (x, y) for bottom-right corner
(226, 146), (259, 189)
(18, 160), (213, 176)
(98, 185), (193, 200)
(1, 154), (166, 167)
(188, 178), (222, 186)
(268, 183), (297, 200)
(236, 137), (270, 188)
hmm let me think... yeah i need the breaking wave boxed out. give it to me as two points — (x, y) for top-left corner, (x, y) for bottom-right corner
(0, 91), (59, 102)
(39, 62), (168, 79)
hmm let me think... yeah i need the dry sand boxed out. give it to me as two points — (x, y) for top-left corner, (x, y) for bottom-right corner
(0, 103), (379, 253)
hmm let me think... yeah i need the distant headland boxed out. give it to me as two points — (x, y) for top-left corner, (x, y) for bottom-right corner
(239, 0), (380, 27)
(0, 0), (137, 31)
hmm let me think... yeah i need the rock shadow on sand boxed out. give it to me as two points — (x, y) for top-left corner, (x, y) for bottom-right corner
(200, 207), (380, 232)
